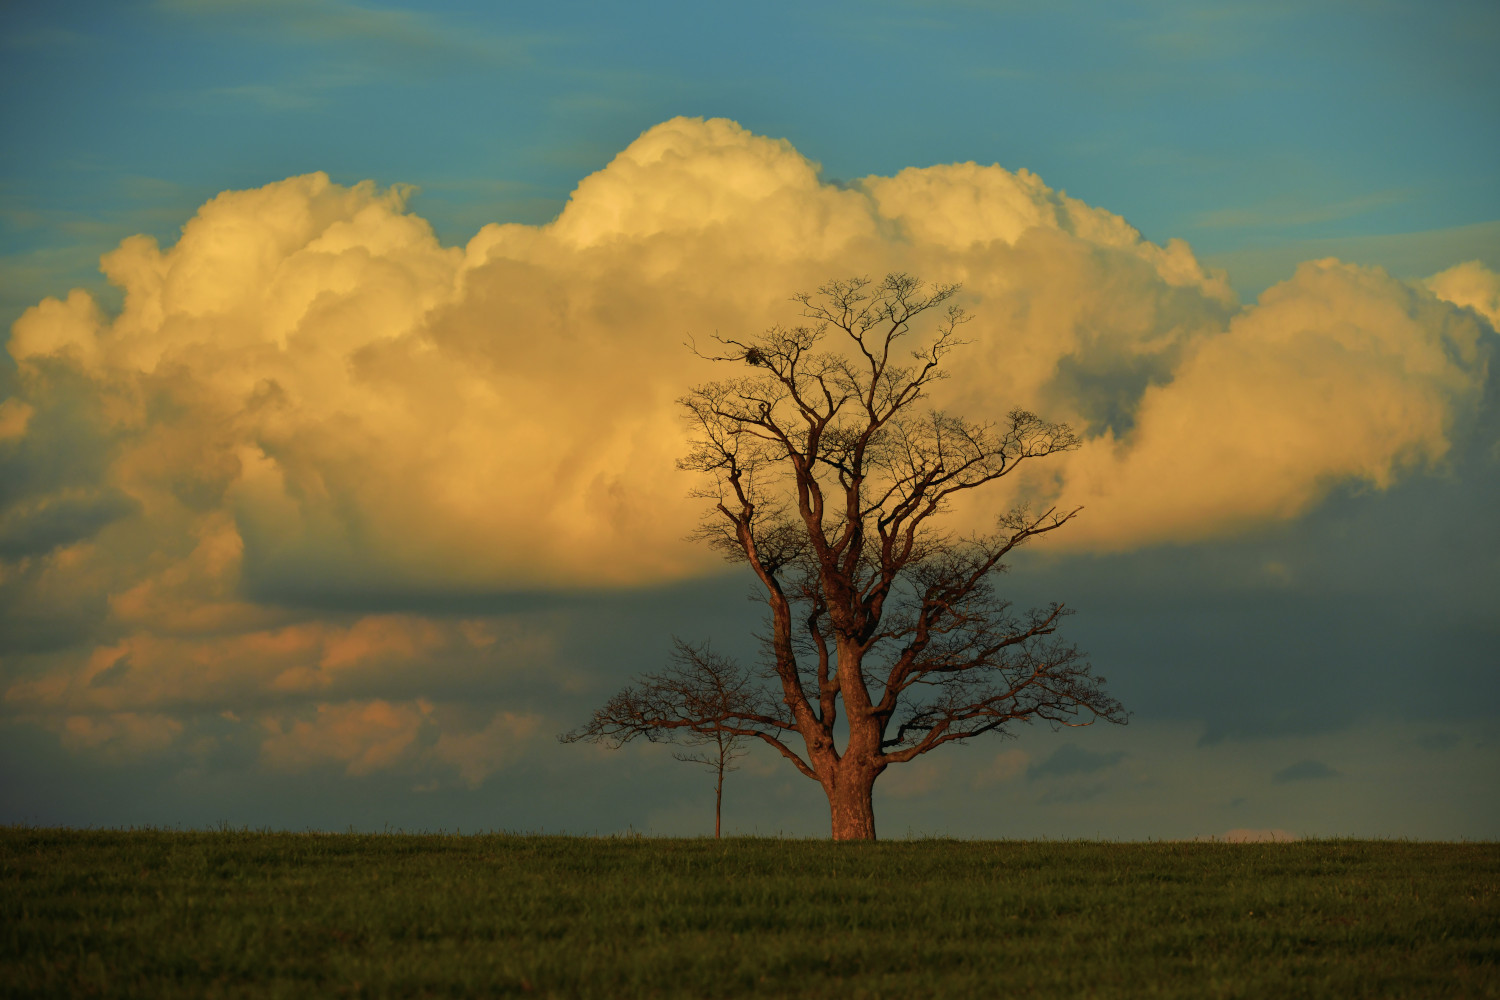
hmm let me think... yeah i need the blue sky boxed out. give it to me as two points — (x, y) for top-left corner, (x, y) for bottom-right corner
(0, 0), (1496, 839)
(5, 0), (1497, 310)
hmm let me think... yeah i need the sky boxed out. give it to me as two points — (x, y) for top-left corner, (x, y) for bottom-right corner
(1, 0), (1496, 841)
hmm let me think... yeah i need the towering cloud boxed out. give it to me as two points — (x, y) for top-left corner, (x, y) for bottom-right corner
(2, 117), (1493, 780)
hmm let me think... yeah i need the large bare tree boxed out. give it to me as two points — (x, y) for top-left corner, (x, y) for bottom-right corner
(567, 274), (1125, 840)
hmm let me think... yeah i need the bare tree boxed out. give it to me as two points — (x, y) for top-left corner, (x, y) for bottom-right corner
(568, 274), (1126, 840)
(672, 729), (749, 840)
(563, 640), (758, 838)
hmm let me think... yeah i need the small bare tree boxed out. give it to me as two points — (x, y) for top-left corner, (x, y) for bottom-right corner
(569, 274), (1126, 840)
(672, 729), (749, 839)
(563, 640), (758, 838)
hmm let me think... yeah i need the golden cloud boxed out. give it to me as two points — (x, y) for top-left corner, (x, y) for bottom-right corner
(1056, 258), (1489, 548)
(258, 699), (539, 785)
(3, 116), (1493, 776)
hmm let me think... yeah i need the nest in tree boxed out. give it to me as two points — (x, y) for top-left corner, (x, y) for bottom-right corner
(744, 347), (766, 366)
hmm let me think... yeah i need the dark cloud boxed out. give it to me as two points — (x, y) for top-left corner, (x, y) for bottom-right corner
(1003, 410), (1500, 746)
(88, 654), (131, 689)
(1037, 782), (1111, 805)
(1272, 759), (1340, 783)
(0, 487), (137, 559)
(1027, 744), (1126, 781)
(0, 381), (119, 511)
(0, 562), (113, 655)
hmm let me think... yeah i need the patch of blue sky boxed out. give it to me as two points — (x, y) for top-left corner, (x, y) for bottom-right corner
(4, 0), (1494, 260)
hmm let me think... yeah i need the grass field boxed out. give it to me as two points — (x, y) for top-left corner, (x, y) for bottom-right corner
(2, 828), (1495, 998)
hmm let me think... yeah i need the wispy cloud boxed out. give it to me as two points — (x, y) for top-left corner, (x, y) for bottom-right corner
(155, 0), (538, 67)
(205, 82), (329, 112)
(1205, 219), (1500, 298)
(1193, 190), (1408, 231)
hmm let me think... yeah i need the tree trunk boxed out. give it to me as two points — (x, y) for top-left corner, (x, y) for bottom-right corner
(827, 771), (878, 841)
(714, 765), (723, 839)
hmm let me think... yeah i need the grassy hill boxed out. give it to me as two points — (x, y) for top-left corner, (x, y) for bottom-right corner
(3, 828), (1495, 998)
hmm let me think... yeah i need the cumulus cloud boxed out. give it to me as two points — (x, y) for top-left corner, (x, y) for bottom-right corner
(1426, 260), (1500, 329)
(59, 710), (183, 758)
(2, 116), (1494, 777)
(260, 698), (429, 776)
(5, 612), (553, 717)
(1056, 259), (1490, 548)
(258, 698), (540, 785)
(0, 399), (33, 440)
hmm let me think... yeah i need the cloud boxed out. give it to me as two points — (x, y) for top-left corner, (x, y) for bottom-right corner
(205, 82), (329, 112)
(1027, 744), (1126, 781)
(1055, 258), (1490, 550)
(1272, 759), (1340, 783)
(5, 612), (555, 717)
(155, 0), (531, 66)
(878, 757), (950, 799)
(260, 698), (428, 776)
(1203, 219), (1500, 300)
(1192, 190), (1408, 231)
(1037, 782), (1111, 805)
(255, 698), (541, 784)
(0, 400), (33, 441)
(972, 748), (1030, 788)
(58, 711), (183, 758)
(0, 487), (137, 560)
(1427, 260), (1500, 329)
(2, 116), (1494, 778)
(430, 710), (542, 788)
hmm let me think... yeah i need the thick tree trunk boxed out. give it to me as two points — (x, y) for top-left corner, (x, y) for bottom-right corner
(827, 770), (878, 841)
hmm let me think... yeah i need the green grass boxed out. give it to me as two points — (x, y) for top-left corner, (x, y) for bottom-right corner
(2, 829), (1495, 999)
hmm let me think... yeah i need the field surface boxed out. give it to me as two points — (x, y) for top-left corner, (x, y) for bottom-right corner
(1, 829), (1496, 999)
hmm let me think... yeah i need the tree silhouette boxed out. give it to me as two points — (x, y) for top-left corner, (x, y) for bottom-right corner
(567, 274), (1126, 840)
